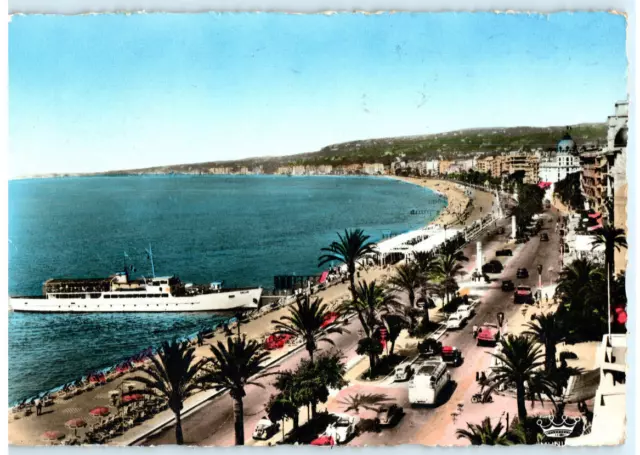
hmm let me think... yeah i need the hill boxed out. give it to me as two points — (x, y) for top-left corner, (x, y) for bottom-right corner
(50, 123), (609, 177)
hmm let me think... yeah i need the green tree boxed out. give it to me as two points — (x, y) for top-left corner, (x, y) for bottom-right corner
(524, 313), (565, 374)
(484, 335), (555, 423)
(456, 417), (517, 446)
(433, 252), (466, 306)
(340, 280), (400, 371)
(383, 314), (408, 356)
(388, 262), (422, 308)
(272, 295), (345, 363)
(130, 341), (205, 445)
(204, 336), (272, 445)
(319, 229), (378, 302)
(297, 352), (347, 418)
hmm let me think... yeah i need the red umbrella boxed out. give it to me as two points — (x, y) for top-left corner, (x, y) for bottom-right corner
(311, 435), (334, 446)
(42, 431), (65, 441)
(122, 394), (144, 403)
(89, 406), (110, 417)
(65, 418), (87, 429)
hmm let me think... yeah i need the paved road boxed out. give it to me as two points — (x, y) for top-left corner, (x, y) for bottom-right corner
(142, 208), (563, 447)
(351, 208), (563, 446)
(141, 315), (365, 446)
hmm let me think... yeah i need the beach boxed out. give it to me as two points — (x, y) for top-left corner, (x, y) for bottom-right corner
(8, 178), (496, 446)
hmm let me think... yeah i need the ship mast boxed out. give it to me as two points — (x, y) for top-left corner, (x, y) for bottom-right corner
(146, 244), (156, 279)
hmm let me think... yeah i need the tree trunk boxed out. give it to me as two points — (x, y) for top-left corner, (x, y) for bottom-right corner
(390, 339), (396, 357)
(311, 402), (317, 418)
(369, 353), (377, 375)
(174, 411), (184, 445)
(307, 346), (315, 363)
(349, 267), (357, 303)
(516, 381), (527, 424)
(409, 289), (415, 308)
(546, 341), (557, 374)
(293, 411), (299, 431)
(233, 396), (245, 445)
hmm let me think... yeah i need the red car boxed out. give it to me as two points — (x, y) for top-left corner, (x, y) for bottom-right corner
(321, 312), (339, 329)
(476, 323), (500, 346)
(264, 334), (293, 350)
(311, 435), (335, 446)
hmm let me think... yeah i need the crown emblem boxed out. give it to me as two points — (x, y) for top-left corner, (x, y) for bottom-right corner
(536, 415), (579, 438)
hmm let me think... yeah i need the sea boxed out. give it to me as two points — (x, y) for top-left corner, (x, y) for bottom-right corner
(8, 175), (446, 404)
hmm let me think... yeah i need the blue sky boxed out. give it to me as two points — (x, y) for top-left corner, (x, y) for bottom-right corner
(9, 12), (627, 177)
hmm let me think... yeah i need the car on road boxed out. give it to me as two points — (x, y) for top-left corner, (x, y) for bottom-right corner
(455, 304), (474, 321)
(252, 417), (279, 440)
(418, 338), (442, 358)
(516, 268), (529, 279)
(324, 414), (360, 444)
(482, 260), (503, 274)
(476, 323), (500, 346)
(514, 285), (533, 304)
(501, 280), (515, 291)
(540, 233), (549, 242)
(441, 346), (463, 367)
(376, 404), (404, 427)
(446, 313), (465, 330)
(394, 362), (413, 382)
(495, 249), (512, 257)
(408, 359), (451, 406)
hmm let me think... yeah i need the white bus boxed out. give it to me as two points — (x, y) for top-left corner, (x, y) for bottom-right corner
(408, 360), (451, 406)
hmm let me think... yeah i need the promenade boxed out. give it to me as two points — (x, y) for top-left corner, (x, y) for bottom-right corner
(8, 179), (496, 447)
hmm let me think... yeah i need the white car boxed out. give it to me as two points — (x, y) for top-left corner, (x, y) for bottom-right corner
(324, 414), (360, 444)
(394, 362), (413, 381)
(252, 417), (279, 440)
(455, 304), (474, 321)
(446, 313), (465, 330)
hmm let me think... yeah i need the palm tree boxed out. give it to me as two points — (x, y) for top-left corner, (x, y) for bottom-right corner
(524, 313), (564, 374)
(339, 393), (390, 414)
(319, 229), (378, 302)
(383, 314), (408, 356)
(271, 295), (345, 363)
(592, 223), (627, 334)
(433, 253), (466, 306)
(340, 280), (400, 370)
(484, 335), (555, 423)
(413, 251), (437, 279)
(388, 263), (421, 308)
(130, 340), (205, 445)
(456, 417), (515, 446)
(204, 336), (272, 445)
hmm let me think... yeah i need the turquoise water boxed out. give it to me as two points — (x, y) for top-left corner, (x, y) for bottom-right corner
(8, 175), (445, 403)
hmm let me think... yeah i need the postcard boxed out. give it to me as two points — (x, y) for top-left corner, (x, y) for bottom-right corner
(7, 11), (628, 447)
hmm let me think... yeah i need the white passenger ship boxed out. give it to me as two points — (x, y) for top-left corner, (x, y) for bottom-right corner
(10, 249), (262, 313)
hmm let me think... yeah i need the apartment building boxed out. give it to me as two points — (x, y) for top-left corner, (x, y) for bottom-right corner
(362, 163), (385, 175)
(208, 167), (232, 174)
(438, 160), (454, 175)
(503, 151), (540, 184)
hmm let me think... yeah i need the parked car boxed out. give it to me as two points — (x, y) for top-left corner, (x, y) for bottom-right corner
(418, 338), (443, 357)
(476, 323), (500, 346)
(540, 233), (549, 242)
(455, 304), (474, 321)
(516, 268), (529, 279)
(514, 285), (533, 304)
(501, 280), (515, 292)
(482, 260), (503, 274)
(495, 249), (513, 257)
(394, 362), (413, 382)
(310, 435), (335, 446)
(324, 414), (359, 444)
(446, 313), (465, 330)
(441, 346), (463, 367)
(376, 404), (404, 427)
(252, 417), (279, 440)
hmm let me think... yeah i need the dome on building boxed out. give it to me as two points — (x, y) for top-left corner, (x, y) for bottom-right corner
(557, 132), (577, 153)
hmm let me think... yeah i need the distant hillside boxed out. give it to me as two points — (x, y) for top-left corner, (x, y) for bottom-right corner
(37, 123), (608, 178)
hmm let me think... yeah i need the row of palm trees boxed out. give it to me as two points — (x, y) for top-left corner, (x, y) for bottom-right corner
(126, 228), (472, 446)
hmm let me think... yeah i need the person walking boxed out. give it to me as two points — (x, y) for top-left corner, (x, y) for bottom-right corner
(35, 399), (42, 416)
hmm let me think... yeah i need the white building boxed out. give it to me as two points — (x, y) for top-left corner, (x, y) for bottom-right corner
(362, 163), (385, 175)
(539, 153), (580, 183)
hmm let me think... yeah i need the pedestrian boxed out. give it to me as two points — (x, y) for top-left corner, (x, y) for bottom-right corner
(545, 293), (549, 303)
(35, 399), (42, 416)
(472, 325), (478, 338)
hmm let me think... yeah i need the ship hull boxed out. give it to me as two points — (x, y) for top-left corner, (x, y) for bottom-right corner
(9, 288), (262, 313)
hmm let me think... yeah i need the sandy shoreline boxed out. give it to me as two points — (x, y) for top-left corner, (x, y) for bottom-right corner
(8, 176), (496, 446)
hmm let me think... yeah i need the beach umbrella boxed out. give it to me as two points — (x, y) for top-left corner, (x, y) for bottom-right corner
(122, 394), (144, 403)
(89, 406), (110, 417)
(65, 418), (87, 429)
(42, 431), (65, 441)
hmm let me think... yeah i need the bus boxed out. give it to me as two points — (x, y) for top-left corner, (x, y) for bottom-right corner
(408, 359), (451, 406)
